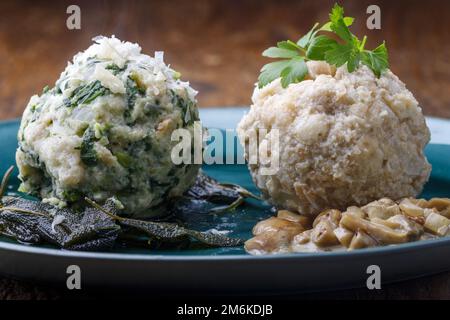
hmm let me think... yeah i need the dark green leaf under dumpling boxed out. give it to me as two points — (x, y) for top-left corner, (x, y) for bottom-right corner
(0, 197), (120, 251)
(116, 216), (243, 247)
(185, 171), (241, 204)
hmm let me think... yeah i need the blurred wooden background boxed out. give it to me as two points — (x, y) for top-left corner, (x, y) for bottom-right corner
(0, 0), (449, 120)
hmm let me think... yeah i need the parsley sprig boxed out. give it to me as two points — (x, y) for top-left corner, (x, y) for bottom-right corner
(258, 4), (389, 88)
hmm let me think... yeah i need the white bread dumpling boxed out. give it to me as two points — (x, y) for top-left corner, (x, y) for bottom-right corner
(237, 61), (431, 216)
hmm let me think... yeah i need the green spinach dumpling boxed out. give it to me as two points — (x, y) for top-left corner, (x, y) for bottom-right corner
(16, 36), (200, 216)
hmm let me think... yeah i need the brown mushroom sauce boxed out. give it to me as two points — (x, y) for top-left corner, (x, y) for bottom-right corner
(245, 197), (450, 255)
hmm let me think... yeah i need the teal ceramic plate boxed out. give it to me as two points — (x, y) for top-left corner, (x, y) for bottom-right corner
(0, 108), (449, 293)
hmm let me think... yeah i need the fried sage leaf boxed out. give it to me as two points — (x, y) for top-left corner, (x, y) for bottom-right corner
(184, 171), (260, 213)
(0, 196), (120, 251)
(186, 172), (242, 203)
(0, 166), (14, 203)
(86, 198), (244, 247)
(0, 166), (247, 251)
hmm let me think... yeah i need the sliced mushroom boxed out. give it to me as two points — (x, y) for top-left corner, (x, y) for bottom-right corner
(311, 220), (339, 247)
(340, 213), (409, 244)
(424, 212), (450, 236)
(426, 198), (450, 218)
(293, 230), (312, 244)
(386, 214), (423, 240)
(252, 216), (304, 235)
(345, 206), (366, 219)
(348, 231), (378, 250)
(245, 195), (450, 255)
(333, 226), (354, 247)
(245, 217), (305, 254)
(399, 198), (425, 219)
(425, 198), (450, 209)
(291, 230), (324, 253)
(423, 208), (438, 218)
(277, 210), (312, 229)
(409, 198), (429, 208)
(362, 198), (400, 220)
(244, 233), (286, 254)
(420, 233), (438, 241)
(312, 209), (341, 228)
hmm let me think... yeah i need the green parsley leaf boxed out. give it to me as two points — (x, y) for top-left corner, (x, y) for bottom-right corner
(320, 17), (354, 31)
(306, 35), (337, 60)
(344, 17), (355, 27)
(258, 60), (291, 88)
(329, 4), (354, 43)
(258, 58), (308, 89)
(347, 51), (361, 72)
(297, 23), (319, 48)
(280, 57), (308, 88)
(324, 4), (388, 76)
(361, 42), (389, 77)
(277, 40), (301, 51)
(262, 47), (299, 59)
(257, 3), (389, 88)
(324, 43), (354, 67)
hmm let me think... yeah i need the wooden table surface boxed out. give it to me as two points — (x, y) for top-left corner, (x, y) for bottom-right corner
(0, 0), (449, 299)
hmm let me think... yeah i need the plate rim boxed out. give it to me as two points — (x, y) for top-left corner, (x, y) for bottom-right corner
(1, 111), (450, 262)
(1, 235), (450, 262)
